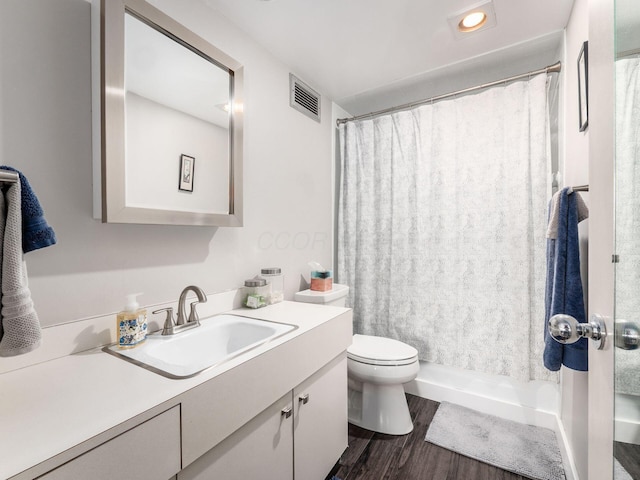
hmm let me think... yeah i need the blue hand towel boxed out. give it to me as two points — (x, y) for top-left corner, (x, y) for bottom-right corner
(0, 166), (56, 254)
(543, 187), (588, 371)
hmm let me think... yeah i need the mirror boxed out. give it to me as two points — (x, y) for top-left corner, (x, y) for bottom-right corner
(614, 0), (640, 477)
(96, 0), (243, 226)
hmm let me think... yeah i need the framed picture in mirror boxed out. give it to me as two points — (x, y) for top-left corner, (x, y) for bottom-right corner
(179, 154), (195, 192)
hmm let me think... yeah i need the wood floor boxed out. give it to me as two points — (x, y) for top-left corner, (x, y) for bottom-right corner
(330, 394), (532, 480)
(615, 441), (640, 479)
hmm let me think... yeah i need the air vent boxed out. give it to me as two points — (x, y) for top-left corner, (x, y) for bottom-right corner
(290, 74), (321, 122)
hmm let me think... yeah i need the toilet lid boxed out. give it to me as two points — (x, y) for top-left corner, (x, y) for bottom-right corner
(347, 334), (419, 366)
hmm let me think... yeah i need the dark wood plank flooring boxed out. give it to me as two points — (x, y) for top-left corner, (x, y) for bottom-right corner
(331, 394), (532, 480)
(615, 441), (640, 479)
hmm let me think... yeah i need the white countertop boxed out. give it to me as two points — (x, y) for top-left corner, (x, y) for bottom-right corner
(0, 302), (350, 479)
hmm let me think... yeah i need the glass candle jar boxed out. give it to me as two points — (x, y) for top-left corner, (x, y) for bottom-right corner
(260, 267), (284, 304)
(242, 278), (271, 308)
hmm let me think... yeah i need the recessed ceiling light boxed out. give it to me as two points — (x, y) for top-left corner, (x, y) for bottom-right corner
(447, 1), (497, 39)
(458, 11), (487, 32)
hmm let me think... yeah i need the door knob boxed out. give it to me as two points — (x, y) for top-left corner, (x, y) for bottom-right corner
(615, 320), (640, 350)
(548, 313), (607, 350)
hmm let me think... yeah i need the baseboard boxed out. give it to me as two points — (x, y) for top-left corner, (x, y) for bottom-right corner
(615, 393), (640, 445)
(554, 412), (581, 480)
(615, 417), (640, 445)
(406, 375), (580, 480)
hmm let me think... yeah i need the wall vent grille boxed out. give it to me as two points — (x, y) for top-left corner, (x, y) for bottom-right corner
(290, 74), (321, 122)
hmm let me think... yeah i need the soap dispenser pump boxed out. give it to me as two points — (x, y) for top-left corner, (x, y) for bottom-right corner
(117, 293), (148, 349)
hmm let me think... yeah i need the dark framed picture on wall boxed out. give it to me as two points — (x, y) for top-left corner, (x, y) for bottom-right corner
(577, 41), (589, 132)
(179, 154), (195, 192)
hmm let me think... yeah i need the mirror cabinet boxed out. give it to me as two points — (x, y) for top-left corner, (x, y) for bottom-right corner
(93, 0), (243, 226)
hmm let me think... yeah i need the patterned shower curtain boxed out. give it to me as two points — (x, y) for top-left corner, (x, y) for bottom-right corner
(338, 74), (554, 382)
(614, 56), (640, 395)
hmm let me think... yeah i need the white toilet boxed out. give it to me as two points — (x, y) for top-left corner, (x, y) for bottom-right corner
(294, 284), (420, 435)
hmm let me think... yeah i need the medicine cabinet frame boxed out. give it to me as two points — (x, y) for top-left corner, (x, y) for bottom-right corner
(93, 0), (244, 226)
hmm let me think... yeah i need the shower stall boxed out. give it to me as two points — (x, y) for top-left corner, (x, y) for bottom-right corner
(335, 64), (565, 434)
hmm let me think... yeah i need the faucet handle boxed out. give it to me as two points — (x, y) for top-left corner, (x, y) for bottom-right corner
(152, 307), (175, 336)
(188, 301), (201, 325)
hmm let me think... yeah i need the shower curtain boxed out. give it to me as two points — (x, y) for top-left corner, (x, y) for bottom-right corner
(338, 74), (553, 382)
(614, 56), (640, 395)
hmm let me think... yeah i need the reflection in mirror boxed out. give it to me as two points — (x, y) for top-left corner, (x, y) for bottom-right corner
(125, 12), (231, 214)
(98, 0), (243, 226)
(615, 0), (640, 477)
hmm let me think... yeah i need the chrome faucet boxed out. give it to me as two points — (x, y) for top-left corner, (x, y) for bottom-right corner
(152, 285), (208, 336)
(176, 285), (207, 326)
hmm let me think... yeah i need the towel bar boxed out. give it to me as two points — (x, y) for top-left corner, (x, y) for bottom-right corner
(0, 171), (18, 183)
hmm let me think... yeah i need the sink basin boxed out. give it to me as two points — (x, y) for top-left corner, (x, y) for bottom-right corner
(104, 314), (297, 378)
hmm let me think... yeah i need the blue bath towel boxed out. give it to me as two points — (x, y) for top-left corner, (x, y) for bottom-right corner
(0, 166), (56, 254)
(543, 187), (588, 371)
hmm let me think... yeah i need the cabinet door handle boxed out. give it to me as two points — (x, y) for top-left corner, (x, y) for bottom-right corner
(298, 393), (310, 405)
(281, 406), (292, 419)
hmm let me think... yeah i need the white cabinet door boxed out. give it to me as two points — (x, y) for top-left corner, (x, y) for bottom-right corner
(178, 393), (294, 480)
(293, 354), (348, 480)
(39, 406), (181, 480)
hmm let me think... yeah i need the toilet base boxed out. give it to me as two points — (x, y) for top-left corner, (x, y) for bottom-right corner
(348, 381), (414, 435)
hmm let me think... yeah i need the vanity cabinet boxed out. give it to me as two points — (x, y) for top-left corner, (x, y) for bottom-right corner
(178, 354), (347, 480)
(2, 304), (352, 480)
(38, 406), (181, 480)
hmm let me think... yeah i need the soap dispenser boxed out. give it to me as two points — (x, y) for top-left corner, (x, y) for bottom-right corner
(117, 293), (148, 349)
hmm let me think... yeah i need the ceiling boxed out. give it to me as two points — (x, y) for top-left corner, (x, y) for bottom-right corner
(126, 12), (231, 127)
(202, 0), (575, 114)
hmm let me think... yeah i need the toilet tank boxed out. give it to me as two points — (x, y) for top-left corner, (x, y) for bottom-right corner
(294, 283), (349, 307)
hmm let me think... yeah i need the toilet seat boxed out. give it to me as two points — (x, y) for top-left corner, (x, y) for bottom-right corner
(347, 334), (418, 366)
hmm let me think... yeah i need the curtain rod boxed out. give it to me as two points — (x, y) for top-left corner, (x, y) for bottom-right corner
(336, 61), (562, 126)
(617, 47), (640, 60)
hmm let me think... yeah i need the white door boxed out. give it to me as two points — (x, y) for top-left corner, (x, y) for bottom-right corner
(588, 0), (640, 479)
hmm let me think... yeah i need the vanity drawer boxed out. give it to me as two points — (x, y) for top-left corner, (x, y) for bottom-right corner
(39, 405), (181, 480)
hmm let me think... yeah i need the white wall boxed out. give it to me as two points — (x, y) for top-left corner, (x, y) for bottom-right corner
(0, 0), (334, 329)
(559, 1), (590, 479)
